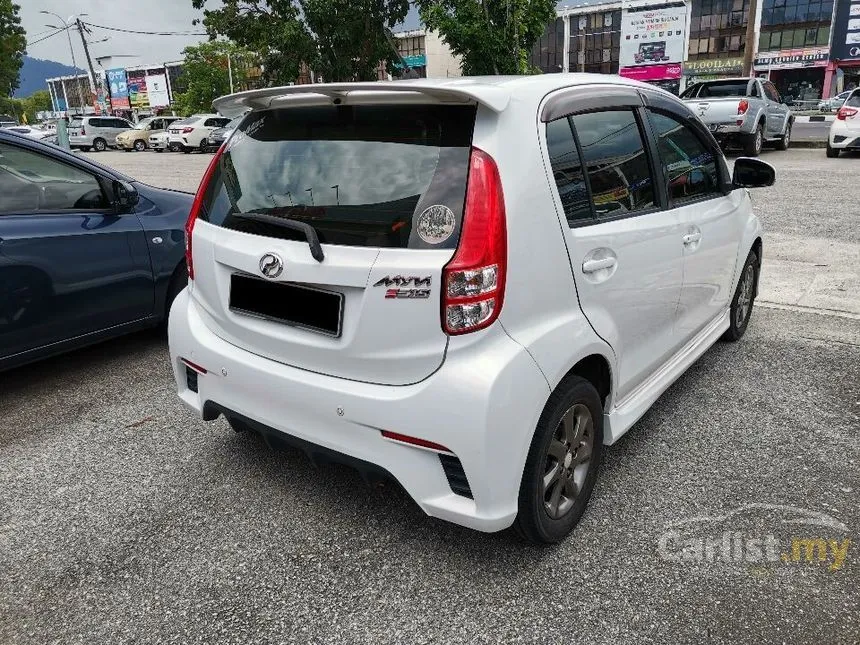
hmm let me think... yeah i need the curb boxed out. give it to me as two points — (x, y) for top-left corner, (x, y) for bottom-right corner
(789, 140), (828, 149)
(794, 115), (835, 123)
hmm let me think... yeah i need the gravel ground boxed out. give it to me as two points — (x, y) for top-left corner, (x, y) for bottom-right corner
(1, 149), (858, 644)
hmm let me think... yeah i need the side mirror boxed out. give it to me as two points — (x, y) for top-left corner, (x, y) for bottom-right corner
(732, 158), (775, 188)
(113, 180), (139, 212)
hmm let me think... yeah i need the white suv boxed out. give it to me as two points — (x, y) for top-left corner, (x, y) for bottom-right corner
(169, 77), (773, 543)
(167, 114), (231, 153)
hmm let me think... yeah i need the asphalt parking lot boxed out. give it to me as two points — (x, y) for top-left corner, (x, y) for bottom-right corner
(1, 148), (858, 644)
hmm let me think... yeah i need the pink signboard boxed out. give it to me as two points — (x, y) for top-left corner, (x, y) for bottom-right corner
(619, 63), (683, 81)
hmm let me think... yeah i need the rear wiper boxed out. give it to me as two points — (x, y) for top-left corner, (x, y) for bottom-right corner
(231, 212), (324, 262)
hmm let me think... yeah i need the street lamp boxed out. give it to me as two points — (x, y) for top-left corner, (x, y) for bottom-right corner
(41, 11), (88, 115)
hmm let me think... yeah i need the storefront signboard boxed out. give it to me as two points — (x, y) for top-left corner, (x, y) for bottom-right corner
(754, 47), (829, 70)
(619, 2), (689, 71)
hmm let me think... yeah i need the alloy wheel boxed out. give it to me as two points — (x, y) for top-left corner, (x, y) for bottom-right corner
(542, 403), (594, 520)
(736, 264), (755, 327)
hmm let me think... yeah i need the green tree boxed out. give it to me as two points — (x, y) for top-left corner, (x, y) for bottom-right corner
(174, 41), (254, 114)
(0, 0), (27, 96)
(191, 0), (410, 83)
(415, 0), (555, 75)
(22, 89), (52, 122)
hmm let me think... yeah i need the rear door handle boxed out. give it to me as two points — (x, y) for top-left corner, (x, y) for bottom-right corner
(582, 257), (617, 273)
(683, 232), (702, 245)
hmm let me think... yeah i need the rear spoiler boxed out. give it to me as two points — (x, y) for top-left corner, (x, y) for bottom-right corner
(213, 81), (511, 117)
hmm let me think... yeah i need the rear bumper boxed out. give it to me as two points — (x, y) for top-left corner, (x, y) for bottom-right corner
(829, 126), (860, 149)
(168, 289), (550, 532)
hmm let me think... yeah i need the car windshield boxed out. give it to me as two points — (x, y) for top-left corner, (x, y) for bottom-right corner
(846, 93), (860, 108)
(135, 117), (156, 129)
(69, 118), (83, 128)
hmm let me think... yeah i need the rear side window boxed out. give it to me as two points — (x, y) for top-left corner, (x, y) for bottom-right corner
(201, 104), (476, 249)
(546, 118), (592, 224)
(647, 110), (720, 203)
(846, 92), (860, 108)
(570, 110), (655, 218)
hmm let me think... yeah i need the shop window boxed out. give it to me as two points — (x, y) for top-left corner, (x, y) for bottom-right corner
(770, 31), (782, 48)
(817, 27), (829, 46)
(805, 28), (817, 45)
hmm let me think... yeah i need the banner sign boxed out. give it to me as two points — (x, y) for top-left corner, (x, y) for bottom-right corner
(620, 63), (683, 82)
(127, 70), (149, 109)
(395, 54), (427, 69)
(684, 57), (744, 75)
(754, 47), (829, 69)
(106, 67), (130, 109)
(620, 2), (689, 69)
(146, 74), (170, 107)
(831, 0), (860, 61)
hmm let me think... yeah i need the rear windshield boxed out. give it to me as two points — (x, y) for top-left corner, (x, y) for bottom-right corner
(682, 81), (750, 98)
(200, 104), (476, 249)
(69, 118), (83, 128)
(846, 92), (860, 108)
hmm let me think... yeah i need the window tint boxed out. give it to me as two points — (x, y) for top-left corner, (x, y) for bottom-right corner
(763, 82), (780, 102)
(648, 110), (720, 203)
(546, 118), (592, 223)
(846, 92), (860, 108)
(200, 105), (477, 249)
(695, 81), (750, 97)
(112, 119), (132, 129)
(0, 143), (108, 213)
(204, 118), (219, 127)
(570, 110), (655, 218)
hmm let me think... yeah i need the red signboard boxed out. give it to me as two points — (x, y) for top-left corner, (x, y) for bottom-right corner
(619, 63), (683, 81)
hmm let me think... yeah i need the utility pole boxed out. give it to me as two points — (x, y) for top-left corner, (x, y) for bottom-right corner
(742, 0), (760, 77)
(227, 54), (234, 93)
(76, 19), (99, 111)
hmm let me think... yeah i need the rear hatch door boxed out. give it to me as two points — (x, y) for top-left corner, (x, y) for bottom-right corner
(190, 103), (475, 385)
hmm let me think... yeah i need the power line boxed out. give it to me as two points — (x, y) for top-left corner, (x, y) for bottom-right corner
(27, 27), (67, 46)
(81, 21), (208, 36)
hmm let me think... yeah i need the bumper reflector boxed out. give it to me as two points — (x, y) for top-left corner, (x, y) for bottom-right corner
(381, 430), (452, 454)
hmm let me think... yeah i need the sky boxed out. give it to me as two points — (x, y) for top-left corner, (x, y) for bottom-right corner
(20, 0), (217, 69)
(21, 0), (423, 69)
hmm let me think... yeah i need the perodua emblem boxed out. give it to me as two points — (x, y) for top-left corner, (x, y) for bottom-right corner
(259, 253), (283, 279)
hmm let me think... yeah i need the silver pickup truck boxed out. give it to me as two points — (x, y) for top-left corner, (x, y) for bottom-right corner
(681, 77), (793, 156)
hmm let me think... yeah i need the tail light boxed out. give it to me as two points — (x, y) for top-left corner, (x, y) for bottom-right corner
(185, 144), (225, 279)
(442, 147), (507, 335)
(837, 107), (857, 120)
(182, 127), (194, 133)
(737, 99), (749, 115)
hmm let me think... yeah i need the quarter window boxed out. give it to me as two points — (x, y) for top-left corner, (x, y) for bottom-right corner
(570, 110), (656, 218)
(647, 110), (720, 204)
(546, 117), (592, 223)
(0, 143), (108, 213)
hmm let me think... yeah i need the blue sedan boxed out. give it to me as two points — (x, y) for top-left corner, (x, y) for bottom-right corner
(0, 129), (193, 371)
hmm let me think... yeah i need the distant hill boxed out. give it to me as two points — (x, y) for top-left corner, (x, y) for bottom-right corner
(14, 56), (84, 98)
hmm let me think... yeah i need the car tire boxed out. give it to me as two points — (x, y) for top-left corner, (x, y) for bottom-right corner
(168, 143), (181, 153)
(722, 249), (758, 342)
(514, 375), (603, 544)
(775, 121), (791, 151)
(742, 124), (763, 156)
(134, 140), (146, 152)
(826, 143), (840, 158)
(93, 138), (107, 152)
(182, 146), (191, 154)
(199, 138), (208, 151)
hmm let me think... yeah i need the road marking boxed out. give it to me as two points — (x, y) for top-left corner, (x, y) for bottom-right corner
(757, 301), (860, 320)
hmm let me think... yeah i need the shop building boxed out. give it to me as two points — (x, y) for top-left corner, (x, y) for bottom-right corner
(825, 0), (860, 95)
(754, 0), (835, 102)
(378, 29), (463, 79)
(683, 0), (751, 87)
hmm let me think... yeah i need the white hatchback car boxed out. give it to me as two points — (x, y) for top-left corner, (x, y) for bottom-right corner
(167, 114), (231, 153)
(169, 76), (774, 543)
(827, 90), (860, 157)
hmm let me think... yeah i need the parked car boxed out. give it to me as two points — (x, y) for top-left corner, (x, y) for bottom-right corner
(115, 115), (184, 151)
(0, 129), (192, 371)
(826, 90), (860, 157)
(166, 114), (231, 153)
(3, 126), (57, 144)
(148, 131), (172, 152)
(168, 76), (774, 544)
(68, 116), (135, 152)
(818, 90), (853, 112)
(203, 115), (244, 151)
(0, 115), (18, 127)
(681, 77), (792, 156)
